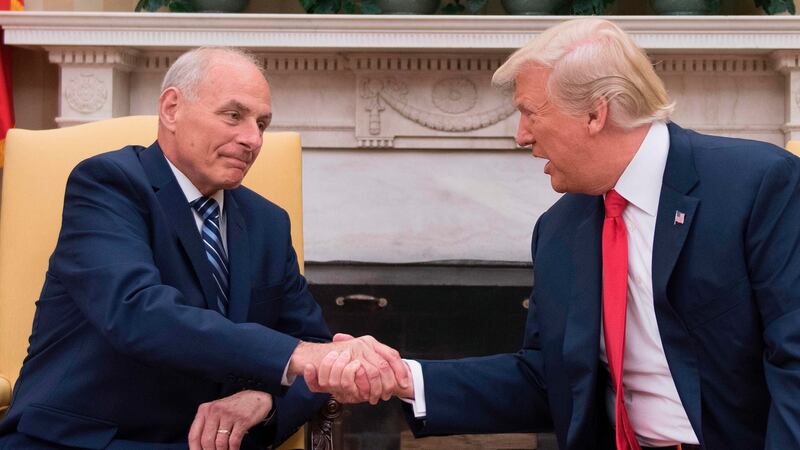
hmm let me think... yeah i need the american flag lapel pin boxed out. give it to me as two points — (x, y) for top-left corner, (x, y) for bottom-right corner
(674, 210), (686, 225)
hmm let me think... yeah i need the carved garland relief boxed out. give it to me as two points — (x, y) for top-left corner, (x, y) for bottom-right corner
(359, 76), (515, 139)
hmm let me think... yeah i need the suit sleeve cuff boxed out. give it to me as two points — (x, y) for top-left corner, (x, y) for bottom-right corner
(399, 359), (426, 418)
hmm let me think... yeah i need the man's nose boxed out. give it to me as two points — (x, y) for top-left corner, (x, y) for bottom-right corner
(515, 116), (531, 147)
(238, 120), (263, 152)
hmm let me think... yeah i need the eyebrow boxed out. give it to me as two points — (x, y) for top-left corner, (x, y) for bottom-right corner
(518, 96), (551, 114)
(220, 100), (272, 123)
(513, 97), (526, 110)
(514, 98), (534, 112)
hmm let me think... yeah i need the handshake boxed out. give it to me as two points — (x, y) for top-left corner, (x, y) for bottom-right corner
(289, 333), (413, 404)
(188, 333), (410, 449)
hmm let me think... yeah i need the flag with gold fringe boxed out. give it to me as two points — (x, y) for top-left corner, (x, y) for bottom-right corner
(0, 0), (24, 168)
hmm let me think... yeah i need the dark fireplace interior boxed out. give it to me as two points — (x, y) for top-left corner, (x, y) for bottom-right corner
(305, 261), (558, 450)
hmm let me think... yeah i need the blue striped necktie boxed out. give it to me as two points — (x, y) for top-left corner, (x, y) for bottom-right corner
(190, 197), (229, 315)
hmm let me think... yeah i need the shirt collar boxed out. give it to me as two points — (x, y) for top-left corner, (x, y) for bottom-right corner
(613, 121), (669, 217)
(164, 157), (225, 215)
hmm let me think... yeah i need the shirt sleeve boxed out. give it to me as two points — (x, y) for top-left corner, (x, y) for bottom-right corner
(399, 359), (426, 418)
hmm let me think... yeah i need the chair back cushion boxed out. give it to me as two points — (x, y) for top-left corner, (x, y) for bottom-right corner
(787, 140), (800, 157)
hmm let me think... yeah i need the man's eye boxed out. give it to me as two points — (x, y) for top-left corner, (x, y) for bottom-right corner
(257, 121), (267, 132)
(226, 111), (240, 121)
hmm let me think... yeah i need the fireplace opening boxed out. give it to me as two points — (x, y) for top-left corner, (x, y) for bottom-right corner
(305, 261), (558, 450)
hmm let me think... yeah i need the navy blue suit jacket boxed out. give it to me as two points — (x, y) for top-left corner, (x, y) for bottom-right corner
(0, 143), (331, 449)
(407, 124), (800, 450)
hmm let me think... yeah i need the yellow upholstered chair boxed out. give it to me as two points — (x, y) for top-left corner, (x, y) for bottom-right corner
(0, 115), (306, 449)
(787, 140), (800, 157)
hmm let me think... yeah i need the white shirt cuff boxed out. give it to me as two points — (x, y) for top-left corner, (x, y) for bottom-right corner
(281, 361), (295, 386)
(399, 359), (426, 418)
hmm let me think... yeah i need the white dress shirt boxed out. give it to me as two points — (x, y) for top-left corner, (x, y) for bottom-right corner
(165, 158), (294, 386)
(165, 159), (227, 249)
(600, 121), (698, 446)
(405, 122), (699, 445)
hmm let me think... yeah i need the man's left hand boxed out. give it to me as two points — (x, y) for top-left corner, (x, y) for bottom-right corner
(188, 390), (273, 450)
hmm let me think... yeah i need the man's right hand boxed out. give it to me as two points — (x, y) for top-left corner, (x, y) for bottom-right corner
(303, 334), (414, 405)
(289, 333), (409, 404)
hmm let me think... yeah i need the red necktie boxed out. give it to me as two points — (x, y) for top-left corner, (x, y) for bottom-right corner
(602, 190), (640, 450)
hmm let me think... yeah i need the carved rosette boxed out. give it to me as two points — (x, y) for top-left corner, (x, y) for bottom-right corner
(64, 73), (108, 114)
(432, 77), (477, 114)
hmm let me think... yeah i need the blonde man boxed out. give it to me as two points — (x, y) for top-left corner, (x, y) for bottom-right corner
(308, 18), (800, 450)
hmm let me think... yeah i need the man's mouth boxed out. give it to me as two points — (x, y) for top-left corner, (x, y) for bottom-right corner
(223, 155), (248, 171)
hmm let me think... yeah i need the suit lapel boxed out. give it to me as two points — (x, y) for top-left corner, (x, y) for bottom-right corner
(140, 142), (221, 313)
(563, 196), (604, 446)
(651, 123), (703, 440)
(223, 191), (252, 323)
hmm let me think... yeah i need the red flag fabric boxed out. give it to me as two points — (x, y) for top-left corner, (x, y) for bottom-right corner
(0, 0), (24, 168)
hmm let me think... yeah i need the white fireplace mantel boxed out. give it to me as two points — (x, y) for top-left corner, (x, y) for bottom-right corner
(2, 12), (800, 51)
(2, 12), (800, 143)
(2, 12), (799, 263)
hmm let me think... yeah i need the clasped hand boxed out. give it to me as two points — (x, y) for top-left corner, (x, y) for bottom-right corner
(300, 333), (413, 404)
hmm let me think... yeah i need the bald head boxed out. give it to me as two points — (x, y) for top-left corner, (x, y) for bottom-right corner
(161, 47), (267, 102)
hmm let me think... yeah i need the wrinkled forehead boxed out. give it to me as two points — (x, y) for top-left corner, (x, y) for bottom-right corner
(512, 65), (551, 106)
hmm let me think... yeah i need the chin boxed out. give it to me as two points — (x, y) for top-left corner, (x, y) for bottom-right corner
(549, 179), (567, 194)
(221, 180), (244, 190)
(221, 171), (246, 187)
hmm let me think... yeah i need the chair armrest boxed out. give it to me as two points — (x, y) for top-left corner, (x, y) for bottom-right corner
(0, 373), (11, 417)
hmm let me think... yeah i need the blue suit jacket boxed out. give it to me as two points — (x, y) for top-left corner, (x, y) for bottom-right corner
(407, 124), (800, 450)
(0, 143), (331, 449)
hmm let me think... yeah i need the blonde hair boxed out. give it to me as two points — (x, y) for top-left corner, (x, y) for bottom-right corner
(161, 47), (265, 101)
(493, 18), (674, 128)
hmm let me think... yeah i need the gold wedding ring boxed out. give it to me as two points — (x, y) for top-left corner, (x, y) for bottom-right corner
(216, 429), (231, 434)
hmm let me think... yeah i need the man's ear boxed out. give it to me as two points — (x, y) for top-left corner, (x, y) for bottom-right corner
(587, 97), (609, 136)
(159, 87), (181, 133)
